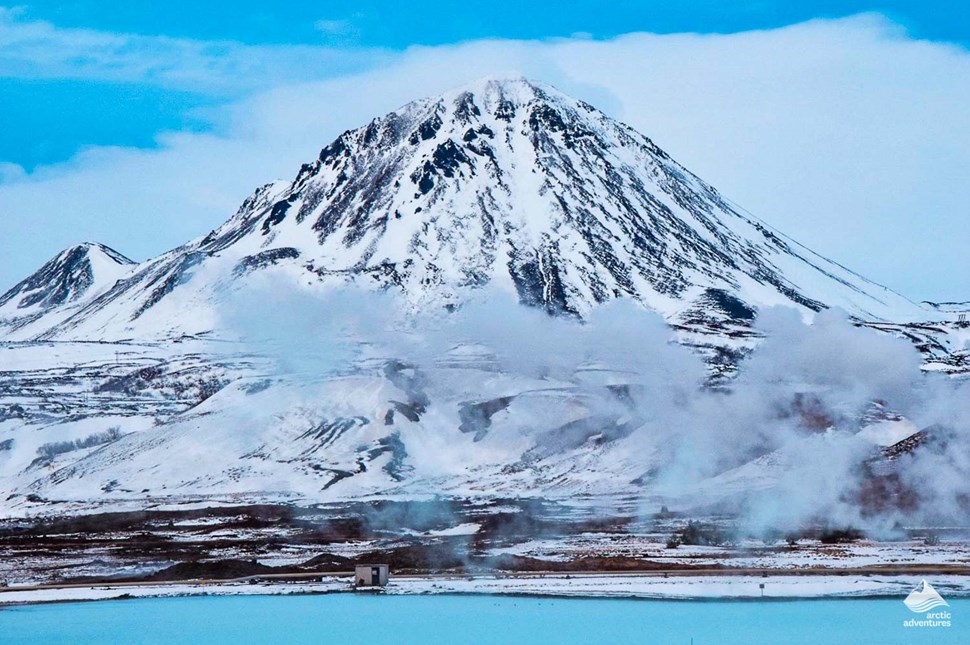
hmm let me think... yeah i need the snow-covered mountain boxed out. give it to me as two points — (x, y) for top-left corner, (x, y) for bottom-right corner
(0, 77), (945, 347)
(1, 77), (966, 515)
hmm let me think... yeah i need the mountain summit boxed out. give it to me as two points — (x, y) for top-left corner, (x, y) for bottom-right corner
(0, 77), (936, 344)
(198, 76), (921, 320)
(0, 242), (134, 335)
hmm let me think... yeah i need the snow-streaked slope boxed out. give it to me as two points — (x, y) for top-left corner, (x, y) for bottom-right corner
(0, 340), (657, 510)
(1, 336), (935, 514)
(1, 77), (936, 346)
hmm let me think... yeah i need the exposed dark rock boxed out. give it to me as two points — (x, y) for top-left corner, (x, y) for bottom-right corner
(234, 247), (301, 276)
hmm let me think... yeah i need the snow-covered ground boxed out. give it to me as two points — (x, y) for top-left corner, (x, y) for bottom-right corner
(487, 534), (970, 569)
(0, 579), (348, 606)
(388, 573), (970, 600)
(3, 572), (969, 607)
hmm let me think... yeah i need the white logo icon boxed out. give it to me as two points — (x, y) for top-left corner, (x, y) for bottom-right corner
(904, 580), (949, 613)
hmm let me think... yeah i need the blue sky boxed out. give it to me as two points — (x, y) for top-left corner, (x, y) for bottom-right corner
(6, 1), (968, 169)
(1, 2), (968, 301)
(16, 1), (970, 48)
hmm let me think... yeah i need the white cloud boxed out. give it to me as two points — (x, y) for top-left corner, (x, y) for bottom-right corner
(0, 161), (25, 183)
(1, 13), (968, 302)
(0, 7), (387, 94)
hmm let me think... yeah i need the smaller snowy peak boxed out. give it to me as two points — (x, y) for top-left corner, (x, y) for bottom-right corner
(0, 243), (135, 330)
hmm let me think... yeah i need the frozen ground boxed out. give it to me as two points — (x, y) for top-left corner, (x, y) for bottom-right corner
(3, 572), (970, 606)
(486, 533), (970, 569)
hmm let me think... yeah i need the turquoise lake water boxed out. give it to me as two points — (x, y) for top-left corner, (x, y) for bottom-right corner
(0, 594), (967, 644)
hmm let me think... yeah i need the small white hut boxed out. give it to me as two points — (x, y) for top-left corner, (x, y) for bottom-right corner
(354, 564), (390, 587)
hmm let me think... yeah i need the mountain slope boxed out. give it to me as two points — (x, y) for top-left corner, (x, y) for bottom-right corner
(0, 77), (932, 345)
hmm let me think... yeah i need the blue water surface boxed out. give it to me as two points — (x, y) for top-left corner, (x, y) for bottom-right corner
(0, 594), (967, 644)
